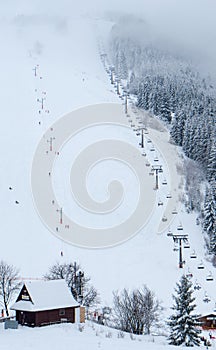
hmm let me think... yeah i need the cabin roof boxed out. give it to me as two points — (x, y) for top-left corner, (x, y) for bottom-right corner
(11, 279), (79, 312)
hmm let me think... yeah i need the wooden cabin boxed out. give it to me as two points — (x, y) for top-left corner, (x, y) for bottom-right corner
(197, 313), (216, 330)
(11, 279), (82, 327)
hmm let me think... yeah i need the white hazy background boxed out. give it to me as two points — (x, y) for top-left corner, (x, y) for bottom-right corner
(1, 0), (216, 78)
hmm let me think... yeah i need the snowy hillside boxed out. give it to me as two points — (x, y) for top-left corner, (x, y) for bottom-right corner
(2, 321), (214, 350)
(0, 1), (215, 335)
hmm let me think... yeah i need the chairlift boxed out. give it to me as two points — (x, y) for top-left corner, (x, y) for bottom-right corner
(146, 162), (150, 167)
(158, 200), (163, 206)
(147, 139), (151, 143)
(142, 151), (146, 157)
(154, 155), (159, 162)
(162, 179), (167, 185)
(131, 124), (135, 128)
(159, 168), (163, 173)
(149, 171), (154, 176)
(172, 208), (178, 215)
(162, 216), (168, 222)
(206, 272), (214, 281)
(167, 229), (173, 237)
(186, 269), (193, 279)
(184, 241), (190, 249)
(136, 132), (141, 136)
(128, 119), (133, 123)
(173, 242), (178, 252)
(144, 130), (149, 134)
(150, 147), (155, 151)
(177, 223), (183, 231)
(166, 193), (172, 199)
(190, 250), (197, 259)
(197, 261), (205, 269)
(203, 293), (211, 303)
(194, 280), (201, 291)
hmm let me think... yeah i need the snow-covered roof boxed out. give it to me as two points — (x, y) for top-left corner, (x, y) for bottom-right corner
(11, 279), (79, 312)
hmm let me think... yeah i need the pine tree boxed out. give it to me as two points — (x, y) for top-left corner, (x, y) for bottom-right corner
(203, 183), (216, 254)
(167, 275), (201, 347)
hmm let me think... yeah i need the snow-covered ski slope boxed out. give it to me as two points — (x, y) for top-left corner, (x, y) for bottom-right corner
(0, 3), (215, 318)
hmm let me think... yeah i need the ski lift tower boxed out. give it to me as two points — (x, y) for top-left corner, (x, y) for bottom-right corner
(73, 262), (84, 304)
(124, 91), (129, 114)
(170, 233), (189, 268)
(136, 126), (148, 149)
(110, 66), (115, 84)
(152, 165), (163, 189)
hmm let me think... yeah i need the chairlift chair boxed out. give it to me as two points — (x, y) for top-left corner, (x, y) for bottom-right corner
(173, 243), (179, 252)
(167, 229), (173, 237)
(197, 261), (205, 269)
(194, 281), (201, 290)
(172, 208), (178, 214)
(162, 179), (167, 185)
(142, 151), (146, 157)
(166, 193), (172, 199)
(177, 223), (183, 231)
(184, 241), (190, 249)
(146, 162), (150, 167)
(186, 270), (193, 279)
(158, 200), (163, 206)
(203, 293), (211, 303)
(150, 147), (155, 151)
(206, 272), (214, 281)
(162, 216), (168, 222)
(147, 139), (151, 143)
(190, 250), (197, 259)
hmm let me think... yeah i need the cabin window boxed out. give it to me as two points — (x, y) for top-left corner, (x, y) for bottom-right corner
(59, 309), (65, 316)
(21, 289), (30, 301)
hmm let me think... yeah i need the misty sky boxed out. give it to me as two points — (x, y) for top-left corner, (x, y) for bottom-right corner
(1, 0), (216, 77)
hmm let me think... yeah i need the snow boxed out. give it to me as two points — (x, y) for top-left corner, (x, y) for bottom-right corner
(0, 2), (215, 349)
(1, 321), (215, 350)
(11, 280), (79, 312)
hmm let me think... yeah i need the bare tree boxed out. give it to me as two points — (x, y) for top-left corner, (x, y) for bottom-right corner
(0, 260), (21, 316)
(44, 261), (100, 308)
(113, 286), (162, 335)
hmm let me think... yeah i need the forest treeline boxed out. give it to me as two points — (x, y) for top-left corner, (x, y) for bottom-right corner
(108, 16), (215, 258)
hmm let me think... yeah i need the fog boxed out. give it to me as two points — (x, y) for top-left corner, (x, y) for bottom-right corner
(1, 0), (216, 78)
